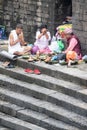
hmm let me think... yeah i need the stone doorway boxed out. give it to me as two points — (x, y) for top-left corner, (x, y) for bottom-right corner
(54, 0), (72, 32)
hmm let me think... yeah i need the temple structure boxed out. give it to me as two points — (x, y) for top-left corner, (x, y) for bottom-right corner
(0, 0), (87, 53)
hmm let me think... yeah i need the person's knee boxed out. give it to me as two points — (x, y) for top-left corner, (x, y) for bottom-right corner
(26, 46), (32, 51)
(31, 46), (39, 54)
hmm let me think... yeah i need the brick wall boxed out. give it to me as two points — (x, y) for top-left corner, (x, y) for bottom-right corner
(72, 0), (87, 54)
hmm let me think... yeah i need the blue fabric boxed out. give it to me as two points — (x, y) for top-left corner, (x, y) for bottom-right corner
(82, 55), (87, 61)
(0, 25), (7, 39)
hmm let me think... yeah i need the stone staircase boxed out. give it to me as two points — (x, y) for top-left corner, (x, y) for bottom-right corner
(0, 58), (87, 130)
(0, 125), (11, 130)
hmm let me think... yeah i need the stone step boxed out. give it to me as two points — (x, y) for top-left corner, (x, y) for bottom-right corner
(0, 40), (8, 45)
(0, 65), (87, 103)
(0, 88), (87, 129)
(0, 100), (79, 130)
(0, 112), (47, 130)
(0, 125), (11, 130)
(17, 59), (87, 86)
(0, 75), (87, 117)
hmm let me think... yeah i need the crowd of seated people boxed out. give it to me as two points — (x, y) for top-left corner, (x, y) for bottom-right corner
(3, 17), (86, 67)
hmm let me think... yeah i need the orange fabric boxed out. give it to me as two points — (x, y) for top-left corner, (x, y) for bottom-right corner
(66, 51), (77, 61)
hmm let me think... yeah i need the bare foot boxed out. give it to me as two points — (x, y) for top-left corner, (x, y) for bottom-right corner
(44, 56), (51, 62)
(14, 51), (24, 56)
(2, 61), (10, 67)
(36, 51), (40, 59)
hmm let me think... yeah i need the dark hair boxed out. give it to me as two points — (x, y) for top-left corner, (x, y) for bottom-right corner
(16, 24), (23, 29)
(40, 24), (47, 30)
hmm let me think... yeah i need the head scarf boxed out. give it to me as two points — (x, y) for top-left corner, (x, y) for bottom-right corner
(64, 28), (73, 34)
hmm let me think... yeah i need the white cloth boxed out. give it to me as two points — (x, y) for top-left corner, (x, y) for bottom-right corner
(49, 41), (59, 52)
(8, 30), (24, 54)
(34, 30), (51, 49)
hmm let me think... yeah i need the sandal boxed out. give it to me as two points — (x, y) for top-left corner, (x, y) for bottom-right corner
(33, 69), (41, 75)
(33, 56), (40, 61)
(44, 56), (51, 63)
(5, 64), (15, 68)
(22, 55), (30, 59)
(28, 56), (34, 62)
(24, 68), (33, 73)
(39, 55), (47, 61)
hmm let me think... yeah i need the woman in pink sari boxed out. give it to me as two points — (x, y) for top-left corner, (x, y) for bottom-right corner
(64, 28), (82, 60)
(63, 28), (82, 66)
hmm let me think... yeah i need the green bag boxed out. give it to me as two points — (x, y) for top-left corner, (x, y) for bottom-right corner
(57, 40), (64, 51)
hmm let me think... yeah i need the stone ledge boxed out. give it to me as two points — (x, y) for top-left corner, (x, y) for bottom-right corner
(0, 40), (8, 45)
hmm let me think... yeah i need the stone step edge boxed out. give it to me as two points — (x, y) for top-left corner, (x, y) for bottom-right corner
(0, 66), (87, 103)
(0, 100), (79, 130)
(0, 125), (11, 130)
(0, 112), (47, 130)
(0, 87), (87, 129)
(0, 77), (87, 117)
(17, 59), (87, 86)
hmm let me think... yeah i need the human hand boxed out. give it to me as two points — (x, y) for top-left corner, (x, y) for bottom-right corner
(18, 35), (22, 40)
(42, 28), (47, 35)
(15, 38), (20, 43)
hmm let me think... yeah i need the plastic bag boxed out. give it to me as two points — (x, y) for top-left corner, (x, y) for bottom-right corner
(57, 40), (64, 51)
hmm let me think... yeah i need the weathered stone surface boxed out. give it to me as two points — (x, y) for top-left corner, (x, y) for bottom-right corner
(1, 0), (87, 53)
(0, 87), (87, 129)
(0, 0), (71, 43)
(72, 0), (87, 54)
(0, 57), (87, 129)
(0, 112), (47, 130)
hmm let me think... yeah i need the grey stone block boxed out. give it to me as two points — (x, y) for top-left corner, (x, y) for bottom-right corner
(40, 102), (87, 130)
(0, 102), (80, 130)
(0, 76), (87, 117)
(0, 75), (55, 101)
(17, 109), (80, 130)
(41, 118), (80, 130)
(0, 65), (87, 103)
(0, 52), (87, 130)
(0, 112), (47, 130)
(0, 100), (24, 116)
(47, 92), (87, 116)
(0, 88), (87, 129)
(0, 126), (11, 130)
(17, 59), (87, 86)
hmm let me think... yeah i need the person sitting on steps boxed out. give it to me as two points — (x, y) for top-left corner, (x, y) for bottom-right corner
(63, 28), (82, 66)
(8, 24), (32, 56)
(32, 24), (51, 55)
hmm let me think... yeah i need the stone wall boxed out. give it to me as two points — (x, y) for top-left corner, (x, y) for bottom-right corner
(0, 0), (4, 24)
(72, 0), (87, 54)
(0, 0), (71, 43)
(1, 0), (55, 43)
